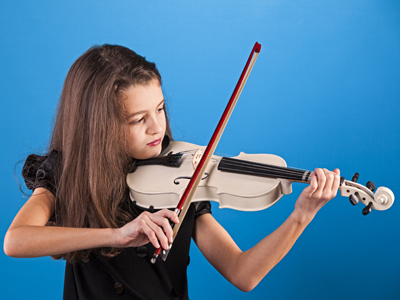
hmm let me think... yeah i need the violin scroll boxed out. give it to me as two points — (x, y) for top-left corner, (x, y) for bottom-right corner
(339, 176), (394, 215)
(374, 187), (395, 207)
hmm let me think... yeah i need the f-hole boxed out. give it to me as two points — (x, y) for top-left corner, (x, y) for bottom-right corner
(174, 173), (209, 185)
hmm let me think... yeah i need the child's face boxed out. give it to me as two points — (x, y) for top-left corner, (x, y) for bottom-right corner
(123, 79), (166, 159)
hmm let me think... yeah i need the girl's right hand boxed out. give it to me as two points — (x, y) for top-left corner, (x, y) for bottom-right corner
(116, 209), (180, 250)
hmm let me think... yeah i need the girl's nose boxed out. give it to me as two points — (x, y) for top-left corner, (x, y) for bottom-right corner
(147, 115), (163, 135)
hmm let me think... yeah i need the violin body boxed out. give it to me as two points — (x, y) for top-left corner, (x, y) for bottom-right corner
(127, 141), (293, 211)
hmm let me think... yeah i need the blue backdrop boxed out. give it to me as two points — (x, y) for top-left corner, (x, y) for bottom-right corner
(1, 1), (399, 299)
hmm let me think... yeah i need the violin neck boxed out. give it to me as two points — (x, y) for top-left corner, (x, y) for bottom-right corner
(218, 157), (312, 184)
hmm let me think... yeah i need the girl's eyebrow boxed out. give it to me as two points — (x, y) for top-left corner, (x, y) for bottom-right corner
(127, 99), (165, 119)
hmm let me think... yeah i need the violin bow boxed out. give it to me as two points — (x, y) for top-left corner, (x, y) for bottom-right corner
(151, 42), (262, 263)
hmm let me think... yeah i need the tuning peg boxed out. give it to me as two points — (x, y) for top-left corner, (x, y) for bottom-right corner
(366, 181), (376, 192)
(349, 193), (359, 205)
(362, 202), (373, 216)
(351, 173), (359, 182)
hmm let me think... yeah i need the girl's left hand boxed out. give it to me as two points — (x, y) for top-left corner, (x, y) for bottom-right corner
(294, 168), (341, 223)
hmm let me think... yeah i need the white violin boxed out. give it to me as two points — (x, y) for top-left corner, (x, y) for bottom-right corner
(127, 141), (395, 215)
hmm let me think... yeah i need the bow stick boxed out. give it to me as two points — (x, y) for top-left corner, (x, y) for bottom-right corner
(151, 42), (262, 263)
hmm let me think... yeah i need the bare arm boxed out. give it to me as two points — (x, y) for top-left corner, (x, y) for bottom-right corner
(193, 168), (340, 292)
(4, 188), (179, 258)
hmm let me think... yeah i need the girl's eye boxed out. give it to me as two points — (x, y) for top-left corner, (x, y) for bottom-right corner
(157, 105), (165, 113)
(131, 117), (144, 125)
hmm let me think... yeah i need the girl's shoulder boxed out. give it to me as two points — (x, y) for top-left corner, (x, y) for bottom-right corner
(22, 150), (61, 196)
(193, 201), (212, 219)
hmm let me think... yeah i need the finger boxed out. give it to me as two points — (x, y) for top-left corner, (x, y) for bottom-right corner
(137, 219), (160, 249)
(144, 216), (170, 250)
(331, 168), (341, 193)
(303, 171), (318, 196)
(148, 214), (174, 244)
(312, 168), (326, 199)
(155, 208), (180, 224)
(154, 208), (180, 243)
(322, 169), (335, 195)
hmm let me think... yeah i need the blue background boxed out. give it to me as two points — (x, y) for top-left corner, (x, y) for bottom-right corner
(1, 1), (399, 299)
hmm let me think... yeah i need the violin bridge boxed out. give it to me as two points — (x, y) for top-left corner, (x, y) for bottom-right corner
(192, 150), (203, 171)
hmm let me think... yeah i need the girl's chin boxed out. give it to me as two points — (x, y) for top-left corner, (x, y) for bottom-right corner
(132, 146), (162, 160)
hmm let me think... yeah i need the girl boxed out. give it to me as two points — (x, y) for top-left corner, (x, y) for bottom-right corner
(4, 44), (340, 299)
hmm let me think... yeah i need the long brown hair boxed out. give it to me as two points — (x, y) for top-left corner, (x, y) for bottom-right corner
(49, 45), (172, 263)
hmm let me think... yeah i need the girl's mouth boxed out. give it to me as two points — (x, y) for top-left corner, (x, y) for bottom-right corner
(147, 138), (161, 146)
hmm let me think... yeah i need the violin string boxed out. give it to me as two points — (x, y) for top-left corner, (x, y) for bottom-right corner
(221, 167), (303, 180)
(219, 157), (308, 181)
(220, 157), (307, 174)
(213, 151), (235, 157)
(179, 151), (306, 172)
(177, 152), (308, 181)
(219, 164), (304, 181)
(178, 152), (220, 163)
(221, 161), (305, 178)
